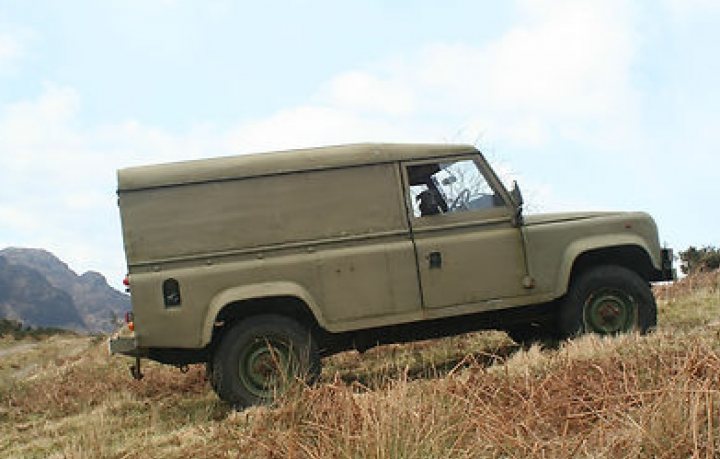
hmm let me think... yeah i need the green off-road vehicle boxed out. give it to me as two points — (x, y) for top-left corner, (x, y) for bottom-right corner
(110, 143), (674, 407)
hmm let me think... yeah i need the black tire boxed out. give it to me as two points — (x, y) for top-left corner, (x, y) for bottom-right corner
(211, 314), (320, 407)
(506, 323), (559, 347)
(559, 265), (656, 338)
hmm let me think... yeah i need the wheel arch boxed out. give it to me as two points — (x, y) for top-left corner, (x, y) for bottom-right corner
(201, 282), (327, 347)
(557, 237), (657, 297)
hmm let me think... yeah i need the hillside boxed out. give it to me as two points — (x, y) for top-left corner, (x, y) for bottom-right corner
(0, 271), (718, 458)
(0, 248), (130, 333)
(0, 256), (86, 331)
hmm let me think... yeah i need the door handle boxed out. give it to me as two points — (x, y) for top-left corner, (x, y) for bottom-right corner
(428, 251), (442, 269)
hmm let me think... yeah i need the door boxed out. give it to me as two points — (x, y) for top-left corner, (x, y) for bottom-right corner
(403, 156), (528, 309)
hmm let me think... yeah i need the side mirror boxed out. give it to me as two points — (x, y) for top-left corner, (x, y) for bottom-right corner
(510, 180), (524, 207)
(510, 180), (524, 226)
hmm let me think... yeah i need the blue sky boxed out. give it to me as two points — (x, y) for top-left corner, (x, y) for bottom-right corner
(1, 0), (718, 287)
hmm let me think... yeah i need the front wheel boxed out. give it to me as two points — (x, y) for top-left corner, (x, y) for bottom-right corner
(559, 265), (656, 338)
(211, 315), (320, 407)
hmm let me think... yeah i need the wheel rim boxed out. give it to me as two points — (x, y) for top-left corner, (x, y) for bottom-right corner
(238, 337), (295, 400)
(583, 288), (637, 334)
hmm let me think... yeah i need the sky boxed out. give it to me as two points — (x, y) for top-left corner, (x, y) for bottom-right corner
(0, 0), (718, 289)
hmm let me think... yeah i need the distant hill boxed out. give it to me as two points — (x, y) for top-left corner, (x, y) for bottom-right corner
(0, 248), (130, 333)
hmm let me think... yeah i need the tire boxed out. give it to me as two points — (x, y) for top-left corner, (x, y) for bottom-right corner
(211, 314), (320, 407)
(506, 323), (559, 347)
(559, 265), (656, 338)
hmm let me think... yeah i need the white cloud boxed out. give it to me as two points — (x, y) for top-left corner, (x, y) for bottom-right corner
(235, 0), (638, 152)
(0, 34), (23, 68)
(62, 192), (107, 211)
(384, 0), (639, 148)
(0, 85), (82, 156)
(0, 25), (34, 72)
(0, 33), (22, 63)
(219, 0), (636, 152)
(224, 105), (428, 154)
(322, 71), (416, 115)
(483, 1), (634, 117)
(0, 206), (42, 232)
(664, 0), (720, 15)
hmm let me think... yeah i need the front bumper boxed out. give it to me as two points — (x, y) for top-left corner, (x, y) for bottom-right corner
(660, 248), (676, 281)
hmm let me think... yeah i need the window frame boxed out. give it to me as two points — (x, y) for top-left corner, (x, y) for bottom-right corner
(400, 154), (513, 228)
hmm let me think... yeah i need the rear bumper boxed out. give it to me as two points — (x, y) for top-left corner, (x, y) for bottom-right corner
(108, 334), (146, 357)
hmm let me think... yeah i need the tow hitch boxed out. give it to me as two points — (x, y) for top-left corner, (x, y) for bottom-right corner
(130, 356), (144, 380)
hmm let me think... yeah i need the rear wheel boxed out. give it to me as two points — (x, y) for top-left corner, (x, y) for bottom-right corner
(506, 323), (559, 347)
(559, 265), (656, 338)
(211, 315), (320, 407)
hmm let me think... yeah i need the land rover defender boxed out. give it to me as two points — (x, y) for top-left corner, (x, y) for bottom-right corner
(109, 143), (674, 406)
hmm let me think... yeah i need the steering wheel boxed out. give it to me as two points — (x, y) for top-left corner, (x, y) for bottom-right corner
(449, 188), (471, 211)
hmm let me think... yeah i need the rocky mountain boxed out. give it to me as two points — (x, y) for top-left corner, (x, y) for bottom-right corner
(0, 248), (130, 333)
(0, 256), (86, 331)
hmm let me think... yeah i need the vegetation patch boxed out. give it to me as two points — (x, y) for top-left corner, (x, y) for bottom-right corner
(0, 318), (75, 340)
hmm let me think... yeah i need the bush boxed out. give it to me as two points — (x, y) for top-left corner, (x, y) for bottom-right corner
(0, 319), (23, 336)
(679, 246), (720, 275)
(0, 318), (71, 339)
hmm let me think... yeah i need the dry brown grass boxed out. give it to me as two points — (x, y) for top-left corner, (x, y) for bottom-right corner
(192, 330), (720, 459)
(655, 269), (720, 328)
(654, 269), (719, 303)
(1, 273), (719, 458)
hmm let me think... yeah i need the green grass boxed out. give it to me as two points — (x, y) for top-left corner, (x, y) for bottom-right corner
(0, 271), (718, 458)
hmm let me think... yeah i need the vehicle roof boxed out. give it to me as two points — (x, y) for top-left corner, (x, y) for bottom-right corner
(117, 143), (479, 191)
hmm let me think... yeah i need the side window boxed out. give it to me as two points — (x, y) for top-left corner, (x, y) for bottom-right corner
(406, 159), (504, 218)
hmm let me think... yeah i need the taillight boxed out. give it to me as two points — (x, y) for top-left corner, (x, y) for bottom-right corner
(125, 311), (135, 332)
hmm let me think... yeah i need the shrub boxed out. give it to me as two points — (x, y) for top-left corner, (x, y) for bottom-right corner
(679, 246), (720, 274)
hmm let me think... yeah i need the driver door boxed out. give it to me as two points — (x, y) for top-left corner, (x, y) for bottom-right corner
(403, 156), (528, 310)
